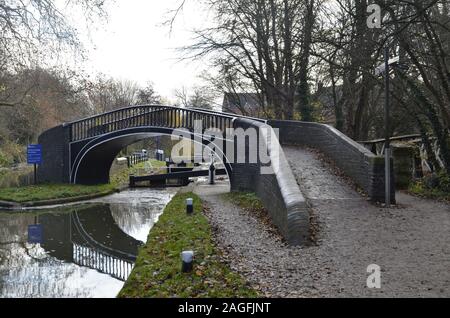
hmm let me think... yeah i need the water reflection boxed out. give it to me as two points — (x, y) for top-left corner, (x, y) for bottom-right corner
(0, 189), (175, 298)
(91, 189), (176, 242)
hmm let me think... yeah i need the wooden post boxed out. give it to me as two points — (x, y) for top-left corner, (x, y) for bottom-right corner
(34, 163), (37, 185)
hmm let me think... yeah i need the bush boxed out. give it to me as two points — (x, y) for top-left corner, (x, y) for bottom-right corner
(423, 172), (450, 193)
(435, 171), (450, 193)
(0, 140), (25, 167)
(0, 151), (9, 167)
(410, 171), (450, 200)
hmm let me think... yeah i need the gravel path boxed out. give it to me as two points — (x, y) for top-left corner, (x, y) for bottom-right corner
(199, 146), (450, 298)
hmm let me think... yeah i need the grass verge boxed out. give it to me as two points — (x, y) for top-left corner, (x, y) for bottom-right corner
(223, 192), (283, 240)
(0, 183), (116, 203)
(223, 192), (266, 212)
(118, 192), (258, 298)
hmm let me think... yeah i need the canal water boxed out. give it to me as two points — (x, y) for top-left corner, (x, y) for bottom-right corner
(0, 189), (176, 298)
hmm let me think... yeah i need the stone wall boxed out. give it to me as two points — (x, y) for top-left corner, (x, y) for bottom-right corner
(230, 118), (311, 245)
(268, 120), (395, 203)
(37, 125), (71, 184)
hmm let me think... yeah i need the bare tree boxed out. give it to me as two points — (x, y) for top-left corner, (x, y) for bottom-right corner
(384, 0), (450, 172)
(178, 0), (323, 120)
(174, 86), (190, 108)
(174, 85), (217, 110)
(0, 0), (109, 107)
(0, 67), (92, 143)
(0, 0), (108, 68)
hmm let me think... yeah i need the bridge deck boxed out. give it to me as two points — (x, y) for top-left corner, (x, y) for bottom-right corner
(280, 145), (450, 297)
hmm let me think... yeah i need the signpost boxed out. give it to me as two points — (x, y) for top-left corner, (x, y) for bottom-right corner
(374, 48), (396, 208)
(383, 48), (392, 208)
(27, 144), (42, 185)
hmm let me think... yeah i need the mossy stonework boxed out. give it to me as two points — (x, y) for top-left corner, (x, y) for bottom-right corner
(392, 146), (414, 190)
(118, 192), (258, 298)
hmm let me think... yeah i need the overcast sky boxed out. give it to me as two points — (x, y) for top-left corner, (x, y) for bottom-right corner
(75, 0), (213, 101)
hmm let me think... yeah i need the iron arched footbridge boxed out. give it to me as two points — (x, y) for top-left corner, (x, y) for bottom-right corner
(40, 105), (267, 185)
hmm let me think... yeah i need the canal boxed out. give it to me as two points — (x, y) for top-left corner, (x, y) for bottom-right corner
(0, 188), (177, 298)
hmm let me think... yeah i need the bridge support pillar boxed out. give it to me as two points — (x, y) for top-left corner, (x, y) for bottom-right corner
(37, 125), (71, 184)
(229, 118), (311, 246)
(368, 156), (396, 204)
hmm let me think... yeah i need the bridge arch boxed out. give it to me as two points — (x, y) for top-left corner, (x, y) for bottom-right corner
(70, 127), (233, 184)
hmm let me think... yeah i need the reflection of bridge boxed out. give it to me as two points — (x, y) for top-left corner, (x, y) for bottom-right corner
(38, 105), (394, 245)
(72, 244), (133, 282)
(40, 205), (142, 281)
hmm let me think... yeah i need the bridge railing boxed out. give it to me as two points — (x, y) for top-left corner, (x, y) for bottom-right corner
(359, 134), (422, 155)
(127, 152), (149, 168)
(69, 105), (236, 142)
(359, 134), (448, 174)
(73, 243), (134, 281)
(186, 107), (267, 124)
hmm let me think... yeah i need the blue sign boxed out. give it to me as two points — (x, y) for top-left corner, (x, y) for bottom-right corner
(27, 144), (42, 165)
(28, 224), (43, 244)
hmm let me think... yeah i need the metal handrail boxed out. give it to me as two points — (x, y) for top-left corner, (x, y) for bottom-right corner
(68, 105), (237, 142)
(359, 134), (422, 145)
(186, 107), (267, 123)
(67, 104), (235, 126)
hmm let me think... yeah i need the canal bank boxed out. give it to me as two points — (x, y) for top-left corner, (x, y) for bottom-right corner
(0, 160), (165, 210)
(0, 166), (261, 298)
(118, 190), (258, 298)
(0, 184), (121, 209)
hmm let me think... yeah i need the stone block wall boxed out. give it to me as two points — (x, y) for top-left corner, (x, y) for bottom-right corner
(268, 120), (395, 203)
(37, 125), (71, 184)
(393, 145), (415, 190)
(230, 118), (311, 245)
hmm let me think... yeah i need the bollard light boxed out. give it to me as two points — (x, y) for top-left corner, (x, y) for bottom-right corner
(181, 251), (194, 273)
(186, 198), (194, 215)
(209, 163), (216, 185)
